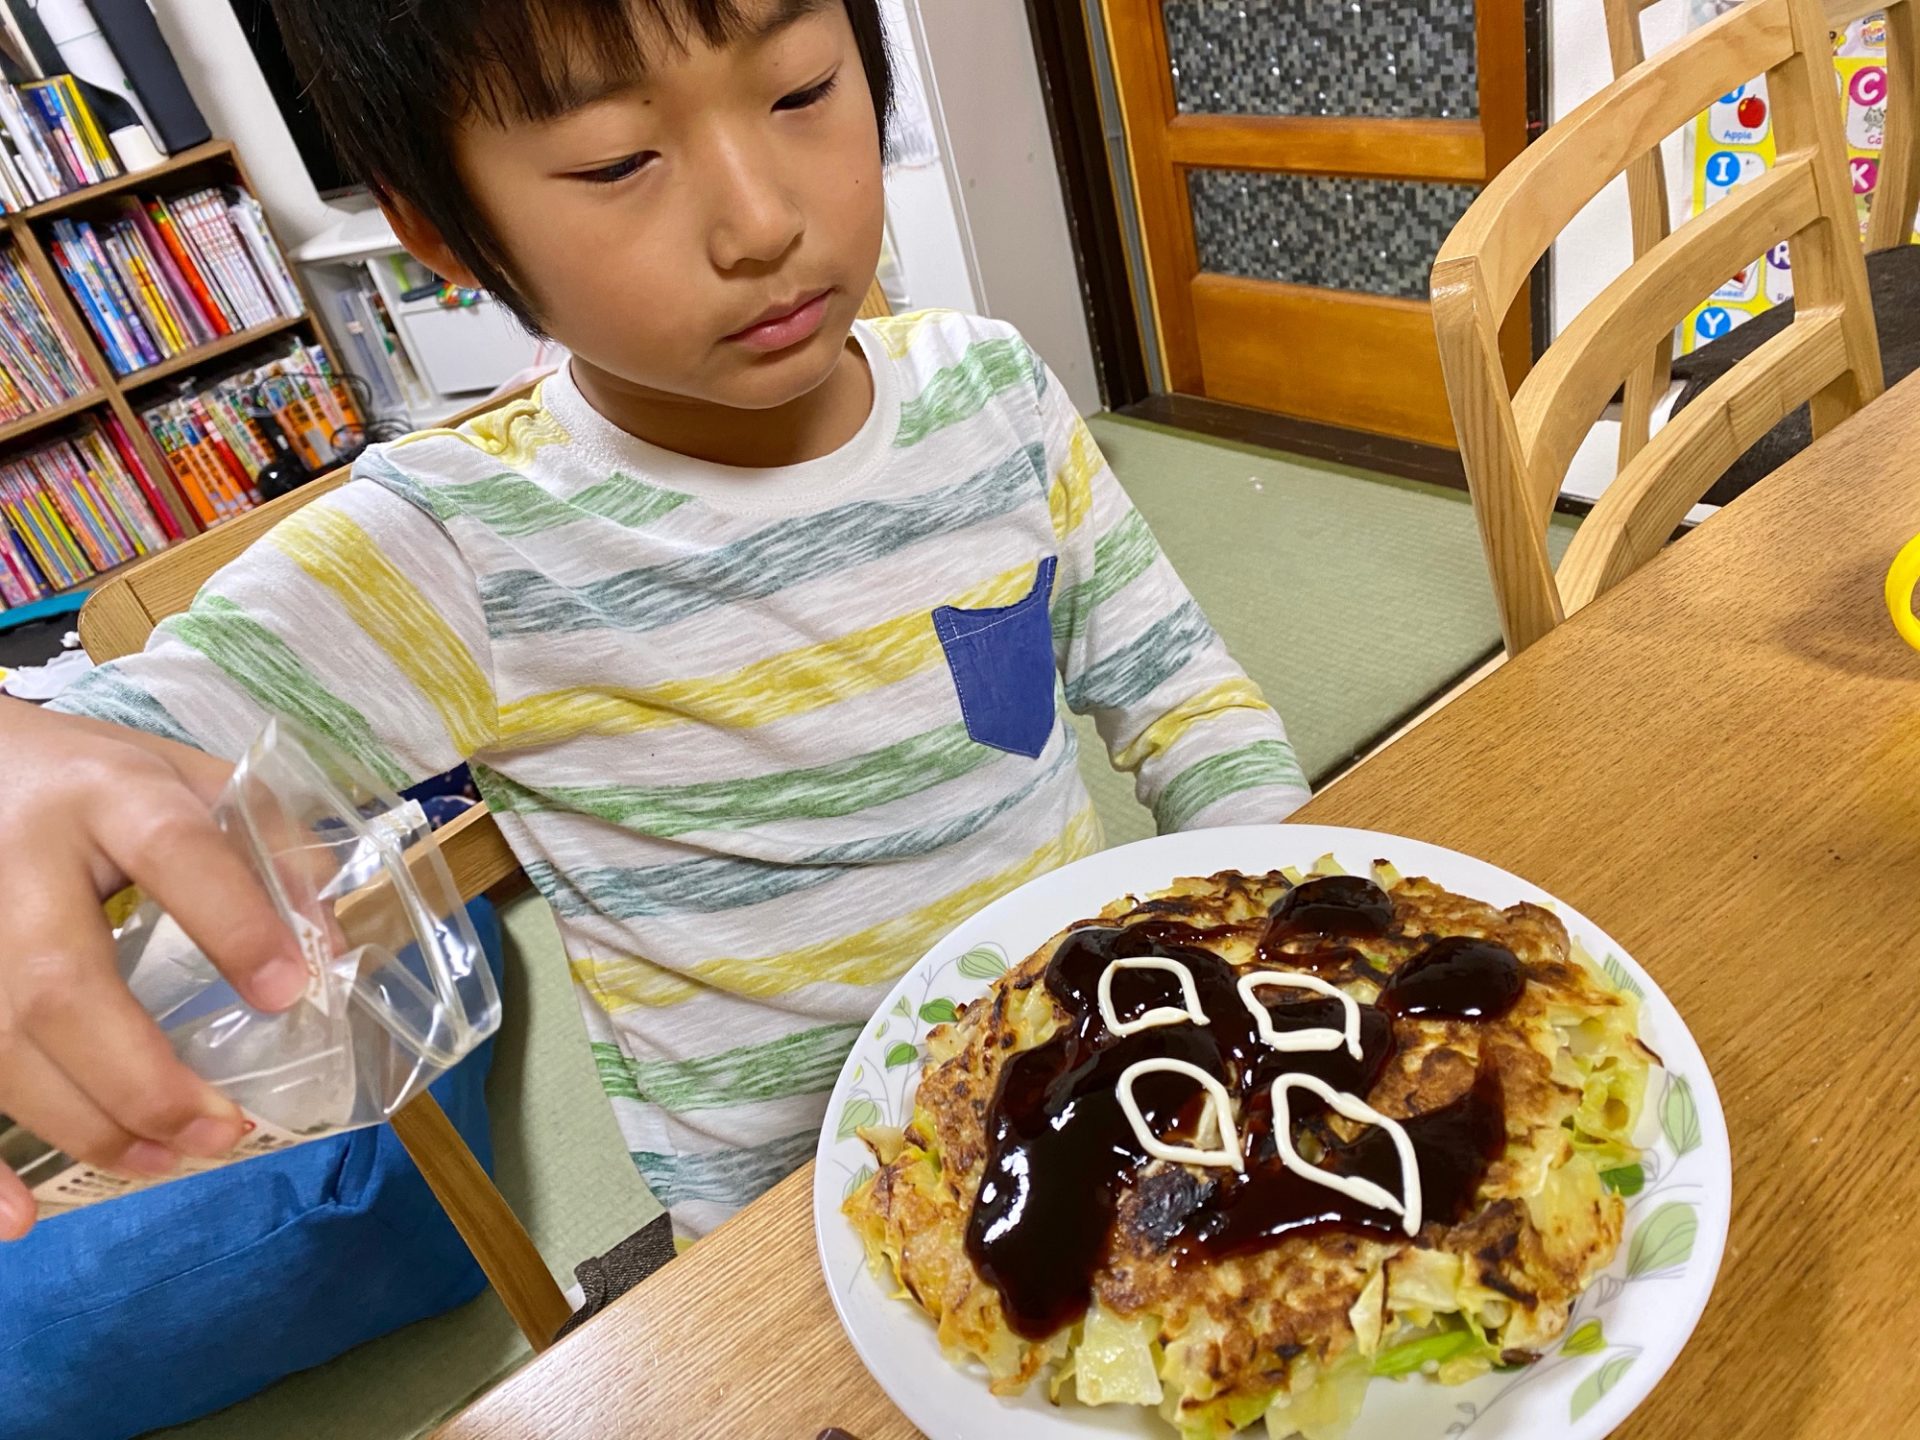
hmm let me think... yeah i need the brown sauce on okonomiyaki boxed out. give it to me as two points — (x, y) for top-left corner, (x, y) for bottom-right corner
(963, 916), (1509, 1340)
(1379, 936), (1525, 1021)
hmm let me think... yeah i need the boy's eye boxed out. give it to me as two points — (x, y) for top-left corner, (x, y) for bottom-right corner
(573, 153), (655, 185)
(774, 73), (839, 112)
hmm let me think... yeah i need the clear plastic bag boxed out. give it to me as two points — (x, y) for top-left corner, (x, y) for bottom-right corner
(0, 718), (501, 1220)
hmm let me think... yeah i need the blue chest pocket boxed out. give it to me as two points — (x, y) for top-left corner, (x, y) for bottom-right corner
(933, 557), (1059, 760)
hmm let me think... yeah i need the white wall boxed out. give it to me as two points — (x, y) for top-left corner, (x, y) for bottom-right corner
(1549, 0), (1695, 502)
(906, 0), (1102, 412)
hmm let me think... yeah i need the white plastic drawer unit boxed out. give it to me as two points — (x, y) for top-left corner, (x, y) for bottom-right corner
(393, 298), (541, 397)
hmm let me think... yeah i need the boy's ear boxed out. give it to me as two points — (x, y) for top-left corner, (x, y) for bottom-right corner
(376, 187), (485, 290)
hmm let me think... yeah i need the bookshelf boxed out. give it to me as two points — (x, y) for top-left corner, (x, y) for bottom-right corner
(0, 140), (339, 612)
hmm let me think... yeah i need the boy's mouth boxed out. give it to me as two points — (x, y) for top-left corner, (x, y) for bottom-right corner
(725, 289), (835, 353)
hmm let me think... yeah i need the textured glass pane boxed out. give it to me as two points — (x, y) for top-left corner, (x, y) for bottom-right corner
(1189, 170), (1478, 299)
(1164, 0), (1479, 120)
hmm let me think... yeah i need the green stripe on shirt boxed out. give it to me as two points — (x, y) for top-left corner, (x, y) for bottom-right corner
(47, 670), (197, 749)
(411, 470), (692, 538)
(895, 339), (1041, 448)
(1065, 598), (1217, 713)
(479, 445), (1045, 639)
(633, 1126), (821, 1212)
(593, 1025), (859, 1112)
(164, 595), (410, 789)
(476, 722), (1000, 837)
(1153, 739), (1308, 833)
(1052, 509), (1160, 648)
(523, 739), (1076, 919)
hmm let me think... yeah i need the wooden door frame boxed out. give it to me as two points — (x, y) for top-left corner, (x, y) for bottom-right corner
(1025, 0), (1554, 485)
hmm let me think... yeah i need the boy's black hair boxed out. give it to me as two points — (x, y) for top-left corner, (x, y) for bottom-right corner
(269, 0), (893, 328)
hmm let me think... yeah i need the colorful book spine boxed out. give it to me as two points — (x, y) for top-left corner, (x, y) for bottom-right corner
(183, 190), (272, 325)
(77, 222), (160, 367)
(124, 200), (213, 345)
(0, 251), (88, 396)
(147, 198), (234, 334)
(47, 230), (134, 374)
(101, 409), (182, 542)
(23, 83), (89, 188)
(103, 229), (177, 357)
(70, 428), (135, 555)
(32, 450), (114, 571)
(56, 77), (118, 180)
(80, 428), (160, 554)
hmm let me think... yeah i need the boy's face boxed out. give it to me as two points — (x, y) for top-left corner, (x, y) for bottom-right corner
(411, 0), (883, 414)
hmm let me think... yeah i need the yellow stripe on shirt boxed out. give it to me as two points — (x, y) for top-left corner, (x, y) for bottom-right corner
(496, 561), (1040, 747)
(867, 309), (960, 360)
(1049, 419), (1099, 540)
(572, 804), (1101, 1009)
(1112, 675), (1273, 772)
(267, 505), (496, 754)
(393, 387), (572, 469)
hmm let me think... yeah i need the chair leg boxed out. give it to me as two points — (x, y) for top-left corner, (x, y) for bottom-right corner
(390, 1092), (574, 1352)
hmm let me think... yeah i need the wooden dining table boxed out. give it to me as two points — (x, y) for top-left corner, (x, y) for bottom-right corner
(435, 374), (1920, 1440)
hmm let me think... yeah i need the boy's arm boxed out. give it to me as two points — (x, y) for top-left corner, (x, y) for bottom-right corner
(50, 474), (497, 780)
(1040, 362), (1311, 831)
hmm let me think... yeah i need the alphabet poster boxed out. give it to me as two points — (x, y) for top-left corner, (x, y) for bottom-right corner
(1682, 8), (1912, 352)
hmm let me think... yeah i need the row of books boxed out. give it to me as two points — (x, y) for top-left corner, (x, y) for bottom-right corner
(332, 276), (428, 419)
(0, 245), (91, 422)
(141, 343), (363, 527)
(0, 75), (121, 213)
(0, 413), (179, 608)
(47, 186), (304, 378)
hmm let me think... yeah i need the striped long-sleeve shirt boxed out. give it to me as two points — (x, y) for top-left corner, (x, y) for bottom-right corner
(53, 311), (1309, 1236)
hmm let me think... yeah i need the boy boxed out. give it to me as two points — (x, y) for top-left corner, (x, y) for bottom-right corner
(0, 0), (1308, 1242)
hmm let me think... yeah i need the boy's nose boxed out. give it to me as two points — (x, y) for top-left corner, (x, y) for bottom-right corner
(706, 141), (805, 271)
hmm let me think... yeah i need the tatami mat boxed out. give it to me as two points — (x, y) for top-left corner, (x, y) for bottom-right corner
(1075, 414), (1578, 845)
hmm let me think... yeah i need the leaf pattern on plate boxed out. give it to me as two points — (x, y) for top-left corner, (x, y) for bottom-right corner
(1627, 1203), (1698, 1277)
(885, 1042), (919, 1069)
(1562, 1319), (1606, 1356)
(1602, 954), (1645, 999)
(1570, 1353), (1636, 1421)
(843, 1164), (875, 1201)
(837, 1096), (881, 1141)
(919, 997), (959, 1025)
(957, 944), (1009, 980)
(1661, 1073), (1702, 1156)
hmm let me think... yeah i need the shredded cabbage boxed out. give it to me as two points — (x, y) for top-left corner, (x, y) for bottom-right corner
(1074, 1303), (1164, 1407)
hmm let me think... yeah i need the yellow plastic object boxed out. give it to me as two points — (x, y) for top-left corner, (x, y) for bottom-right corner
(1890, 533), (1920, 651)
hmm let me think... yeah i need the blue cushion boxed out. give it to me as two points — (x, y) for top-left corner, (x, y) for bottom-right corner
(0, 899), (505, 1440)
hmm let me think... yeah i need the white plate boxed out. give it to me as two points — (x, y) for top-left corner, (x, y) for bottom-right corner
(813, 826), (1731, 1440)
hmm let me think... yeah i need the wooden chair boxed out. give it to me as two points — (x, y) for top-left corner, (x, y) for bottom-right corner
(76, 279), (895, 1351)
(1605, 0), (1918, 466)
(1431, 0), (1884, 655)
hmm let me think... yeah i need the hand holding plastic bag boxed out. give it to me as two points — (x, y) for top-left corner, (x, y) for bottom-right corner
(0, 714), (499, 1227)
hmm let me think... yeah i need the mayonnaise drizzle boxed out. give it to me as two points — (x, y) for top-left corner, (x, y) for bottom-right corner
(1235, 970), (1364, 1060)
(1270, 1073), (1422, 1235)
(1116, 1058), (1244, 1171)
(1095, 955), (1421, 1220)
(1097, 957), (1210, 1038)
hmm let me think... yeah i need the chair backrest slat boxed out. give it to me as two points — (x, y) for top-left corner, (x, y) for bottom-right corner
(1561, 309), (1849, 610)
(1513, 155), (1823, 501)
(1434, 0), (1883, 654)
